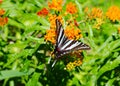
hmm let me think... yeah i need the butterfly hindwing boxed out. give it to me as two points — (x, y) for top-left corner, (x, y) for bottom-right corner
(63, 40), (90, 51)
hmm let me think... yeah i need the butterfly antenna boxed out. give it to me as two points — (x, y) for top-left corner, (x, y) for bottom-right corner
(52, 59), (57, 68)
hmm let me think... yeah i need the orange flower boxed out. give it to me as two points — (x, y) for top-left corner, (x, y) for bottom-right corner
(0, 9), (5, 16)
(48, 0), (62, 11)
(66, 2), (77, 14)
(48, 14), (63, 29)
(0, 17), (8, 26)
(37, 8), (49, 16)
(65, 59), (82, 70)
(87, 8), (103, 19)
(106, 6), (120, 22)
(73, 60), (82, 66)
(65, 24), (82, 40)
(65, 62), (75, 70)
(0, 0), (2, 3)
(91, 8), (103, 18)
(44, 29), (56, 44)
(93, 18), (104, 29)
(84, 7), (89, 13)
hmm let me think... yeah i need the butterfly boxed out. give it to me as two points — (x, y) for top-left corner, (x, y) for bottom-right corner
(51, 19), (90, 67)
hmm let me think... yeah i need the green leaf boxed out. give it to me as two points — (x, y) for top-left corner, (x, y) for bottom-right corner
(0, 69), (34, 80)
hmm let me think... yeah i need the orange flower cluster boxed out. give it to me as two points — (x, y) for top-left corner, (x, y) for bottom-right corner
(0, 17), (8, 26)
(0, 0), (2, 3)
(0, 9), (8, 26)
(85, 7), (103, 19)
(65, 25), (82, 40)
(65, 60), (82, 70)
(84, 7), (89, 13)
(93, 18), (104, 29)
(43, 1), (81, 44)
(66, 2), (77, 14)
(73, 60), (82, 66)
(48, 0), (62, 11)
(106, 6), (120, 22)
(0, 9), (5, 15)
(44, 29), (56, 44)
(37, 8), (49, 16)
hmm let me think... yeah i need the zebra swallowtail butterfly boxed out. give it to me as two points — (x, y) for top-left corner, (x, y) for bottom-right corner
(51, 19), (90, 67)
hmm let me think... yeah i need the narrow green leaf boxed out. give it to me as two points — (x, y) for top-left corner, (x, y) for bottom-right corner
(105, 78), (116, 86)
(0, 69), (34, 80)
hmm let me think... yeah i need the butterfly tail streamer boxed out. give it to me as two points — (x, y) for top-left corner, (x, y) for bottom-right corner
(48, 56), (52, 64)
(52, 59), (57, 68)
(48, 51), (55, 64)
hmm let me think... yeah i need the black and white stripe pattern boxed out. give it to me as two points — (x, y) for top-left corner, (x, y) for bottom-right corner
(52, 19), (90, 67)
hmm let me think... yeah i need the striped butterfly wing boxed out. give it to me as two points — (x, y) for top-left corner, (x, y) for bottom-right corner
(54, 19), (90, 58)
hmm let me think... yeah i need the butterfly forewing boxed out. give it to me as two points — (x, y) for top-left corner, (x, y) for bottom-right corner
(56, 19), (65, 46)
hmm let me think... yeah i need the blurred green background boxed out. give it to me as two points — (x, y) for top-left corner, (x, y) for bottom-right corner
(0, 0), (120, 86)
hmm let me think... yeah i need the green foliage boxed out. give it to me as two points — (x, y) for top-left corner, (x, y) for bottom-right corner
(0, 0), (120, 86)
